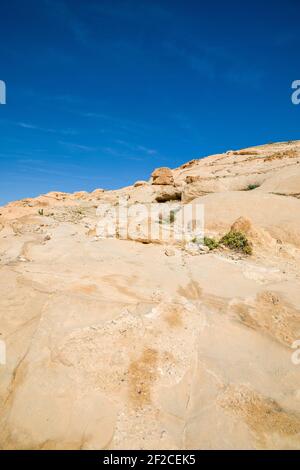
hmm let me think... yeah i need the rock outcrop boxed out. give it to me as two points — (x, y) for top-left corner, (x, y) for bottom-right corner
(151, 167), (174, 185)
(1, 140), (300, 450)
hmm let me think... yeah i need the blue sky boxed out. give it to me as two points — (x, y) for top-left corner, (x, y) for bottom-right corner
(0, 0), (299, 205)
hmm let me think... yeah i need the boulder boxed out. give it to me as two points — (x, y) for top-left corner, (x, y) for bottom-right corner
(134, 180), (148, 188)
(191, 192), (300, 247)
(155, 187), (182, 202)
(230, 216), (274, 250)
(185, 175), (202, 184)
(231, 216), (253, 234)
(182, 183), (210, 203)
(151, 167), (174, 186)
(127, 185), (181, 204)
(91, 189), (105, 197)
(72, 191), (89, 200)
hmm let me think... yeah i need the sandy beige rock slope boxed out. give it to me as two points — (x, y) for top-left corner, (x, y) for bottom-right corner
(1, 140), (300, 449)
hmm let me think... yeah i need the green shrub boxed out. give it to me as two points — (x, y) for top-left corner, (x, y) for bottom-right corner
(245, 183), (260, 191)
(169, 210), (176, 224)
(220, 230), (252, 255)
(203, 236), (219, 251)
(159, 208), (179, 225)
(192, 236), (203, 245)
(38, 209), (44, 216)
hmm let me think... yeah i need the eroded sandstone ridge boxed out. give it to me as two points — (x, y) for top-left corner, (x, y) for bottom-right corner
(1, 140), (300, 449)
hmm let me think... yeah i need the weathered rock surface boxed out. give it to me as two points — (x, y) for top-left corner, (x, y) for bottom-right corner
(151, 167), (174, 186)
(177, 141), (300, 202)
(1, 141), (300, 450)
(133, 180), (149, 187)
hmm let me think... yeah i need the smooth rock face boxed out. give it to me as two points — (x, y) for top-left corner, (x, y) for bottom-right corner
(1, 141), (300, 450)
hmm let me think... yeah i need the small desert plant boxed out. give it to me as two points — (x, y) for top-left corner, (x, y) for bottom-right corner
(74, 207), (84, 214)
(220, 230), (252, 255)
(38, 209), (44, 216)
(159, 208), (179, 224)
(169, 210), (176, 224)
(203, 236), (219, 251)
(245, 183), (260, 191)
(191, 236), (203, 245)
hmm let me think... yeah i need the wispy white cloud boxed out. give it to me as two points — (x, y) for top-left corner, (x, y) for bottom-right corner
(41, 0), (90, 46)
(81, 111), (154, 136)
(91, 0), (171, 24)
(46, 94), (84, 105)
(163, 41), (216, 80)
(17, 158), (45, 164)
(58, 140), (97, 152)
(17, 122), (77, 135)
(171, 113), (193, 131)
(102, 147), (144, 162)
(18, 122), (39, 130)
(115, 139), (157, 156)
(163, 40), (264, 88)
(5, 168), (111, 182)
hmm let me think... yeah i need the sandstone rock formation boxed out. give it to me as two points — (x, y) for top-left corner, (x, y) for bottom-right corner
(1, 140), (300, 450)
(151, 167), (174, 185)
(133, 180), (148, 187)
